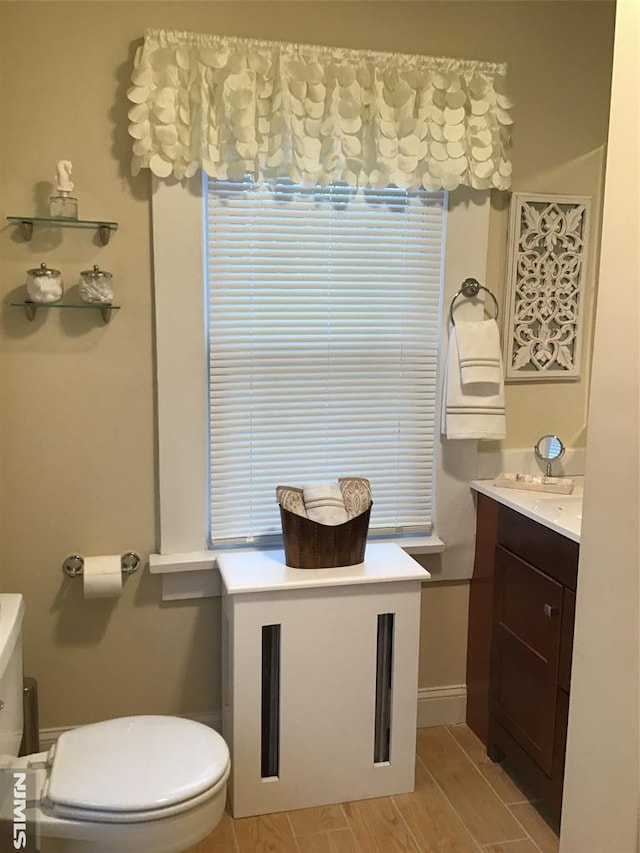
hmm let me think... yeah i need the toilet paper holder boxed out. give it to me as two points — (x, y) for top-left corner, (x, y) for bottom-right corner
(62, 552), (141, 578)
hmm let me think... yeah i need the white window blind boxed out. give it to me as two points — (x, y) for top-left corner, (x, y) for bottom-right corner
(205, 178), (447, 546)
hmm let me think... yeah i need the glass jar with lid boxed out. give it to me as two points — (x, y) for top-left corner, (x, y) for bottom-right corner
(79, 264), (113, 304)
(26, 262), (63, 303)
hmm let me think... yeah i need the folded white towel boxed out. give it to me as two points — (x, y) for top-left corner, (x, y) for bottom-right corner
(455, 319), (503, 386)
(442, 328), (506, 440)
(302, 482), (349, 526)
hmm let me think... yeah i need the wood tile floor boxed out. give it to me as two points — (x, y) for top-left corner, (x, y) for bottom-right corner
(189, 725), (559, 853)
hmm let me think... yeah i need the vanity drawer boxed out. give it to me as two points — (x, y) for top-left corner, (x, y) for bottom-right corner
(494, 546), (563, 659)
(498, 506), (579, 590)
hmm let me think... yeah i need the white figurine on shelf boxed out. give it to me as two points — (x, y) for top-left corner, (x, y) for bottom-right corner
(50, 160), (78, 218)
(55, 160), (74, 193)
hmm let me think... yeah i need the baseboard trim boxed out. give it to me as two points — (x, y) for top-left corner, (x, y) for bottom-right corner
(38, 725), (69, 753)
(37, 710), (223, 752)
(184, 710), (222, 731)
(37, 692), (462, 752)
(416, 684), (467, 728)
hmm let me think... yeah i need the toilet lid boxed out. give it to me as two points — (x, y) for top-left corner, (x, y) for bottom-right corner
(45, 716), (229, 814)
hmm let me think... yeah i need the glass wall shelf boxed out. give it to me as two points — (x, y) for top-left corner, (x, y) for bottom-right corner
(10, 301), (120, 324)
(7, 216), (118, 245)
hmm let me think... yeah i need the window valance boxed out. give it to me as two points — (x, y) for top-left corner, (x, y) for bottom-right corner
(128, 29), (513, 191)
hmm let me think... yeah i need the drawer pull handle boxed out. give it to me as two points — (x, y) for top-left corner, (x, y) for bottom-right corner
(543, 603), (556, 619)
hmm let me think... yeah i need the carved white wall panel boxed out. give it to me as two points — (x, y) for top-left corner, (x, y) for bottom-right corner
(504, 193), (591, 381)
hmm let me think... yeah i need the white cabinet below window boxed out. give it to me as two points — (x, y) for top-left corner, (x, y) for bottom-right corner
(218, 543), (428, 818)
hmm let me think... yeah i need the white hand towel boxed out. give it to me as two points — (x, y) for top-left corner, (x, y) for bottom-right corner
(442, 328), (506, 440)
(302, 482), (349, 526)
(454, 319), (503, 386)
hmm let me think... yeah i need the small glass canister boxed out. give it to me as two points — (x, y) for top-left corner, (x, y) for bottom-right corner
(49, 191), (78, 220)
(79, 264), (113, 304)
(26, 262), (63, 303)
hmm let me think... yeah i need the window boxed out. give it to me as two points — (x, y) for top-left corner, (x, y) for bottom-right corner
(151, 177), (489, 581)
(204, 178), (447, 545)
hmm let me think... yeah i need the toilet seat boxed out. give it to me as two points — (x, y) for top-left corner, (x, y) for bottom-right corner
(42, 770), (229, 825)
(40, 716), (230, 823)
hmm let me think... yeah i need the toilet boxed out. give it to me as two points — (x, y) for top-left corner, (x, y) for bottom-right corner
(0, 595), (230, 852)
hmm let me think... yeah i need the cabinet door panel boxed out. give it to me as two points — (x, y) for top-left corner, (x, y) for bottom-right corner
(558, 589), (576, 694)
(490, 546), (563, 775)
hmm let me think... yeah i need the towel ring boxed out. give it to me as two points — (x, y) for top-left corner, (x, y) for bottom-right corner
(449, 278), (499, 327)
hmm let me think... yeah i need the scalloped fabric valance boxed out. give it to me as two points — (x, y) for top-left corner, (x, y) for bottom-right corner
(128, 29), (513, 191)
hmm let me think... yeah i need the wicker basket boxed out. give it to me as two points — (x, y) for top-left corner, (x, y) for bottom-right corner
(279, 505), (371, 569)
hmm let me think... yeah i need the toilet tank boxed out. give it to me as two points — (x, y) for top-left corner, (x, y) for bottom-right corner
(0, 594), (25, 756)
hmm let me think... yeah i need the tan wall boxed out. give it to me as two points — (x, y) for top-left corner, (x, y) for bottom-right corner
(418, 583), (469, 689)
(560, 1), (639, 848)
(0, 2), (615, 729)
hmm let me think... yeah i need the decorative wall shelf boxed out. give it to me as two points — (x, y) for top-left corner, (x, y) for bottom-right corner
(10, 301), (120, 324)
(6, 216), (118, 246)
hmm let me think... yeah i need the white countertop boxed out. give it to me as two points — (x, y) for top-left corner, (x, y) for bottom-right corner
(217, 542), (430, 595)
(470, 478), (583, 544)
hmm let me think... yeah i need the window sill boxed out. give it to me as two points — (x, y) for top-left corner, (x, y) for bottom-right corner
(149, 534), (445, 601)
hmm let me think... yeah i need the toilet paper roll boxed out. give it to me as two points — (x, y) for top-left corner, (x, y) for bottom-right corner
(83, 555), (123, 599)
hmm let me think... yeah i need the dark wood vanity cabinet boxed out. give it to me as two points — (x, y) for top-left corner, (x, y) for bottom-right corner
(467, 494), (579, 823)
(490, 544), (564, 775)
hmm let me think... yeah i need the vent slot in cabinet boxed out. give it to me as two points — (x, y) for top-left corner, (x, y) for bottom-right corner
(261, 624), (281, 778)
(374, 613), (395, 764)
